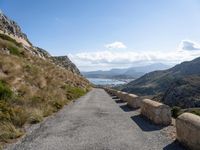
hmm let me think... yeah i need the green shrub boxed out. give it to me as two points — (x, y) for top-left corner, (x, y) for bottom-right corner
(0, 101), (12, 122)
(64, 85), (86, 100)
(171, 106), (181, 118)
(189, 109), (200, 116)
(0, 81), (13, 101)
(8, 46), (21, 56)
(0, 34), (22, 47)
(183, 108), (200, 116)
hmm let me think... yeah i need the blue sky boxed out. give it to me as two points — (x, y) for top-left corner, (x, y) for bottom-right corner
(1, 0), (200, 71)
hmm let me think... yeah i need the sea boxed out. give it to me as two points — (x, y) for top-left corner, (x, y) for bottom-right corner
(87, 78), (129, 86)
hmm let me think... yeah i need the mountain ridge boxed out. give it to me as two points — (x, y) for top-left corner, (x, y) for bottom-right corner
(82, 63), (170, 79)
(0, 11), (81, 75)
(121, 57), (200, 108)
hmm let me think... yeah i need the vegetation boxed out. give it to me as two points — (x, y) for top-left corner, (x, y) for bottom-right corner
(0, 34), (90, 147)
(0, 80), (13, 100)
(171, 106), (181, 118)
(0, 34), (22, 47)
(171, 106), (200, 118)
(122, 57), (200, 108)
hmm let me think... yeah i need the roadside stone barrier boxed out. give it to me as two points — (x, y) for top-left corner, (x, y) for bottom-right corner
(118, 92), (129, 102)
(176, 113), (200, 150)
(104, 88), (200, 149)
(141, 99), (172, 125)
(125, 94), (141, 108)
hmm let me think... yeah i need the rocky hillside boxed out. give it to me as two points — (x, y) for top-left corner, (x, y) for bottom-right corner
(82, 63), (170, 79)
(0, 12), (89, 147)
(0, 12), (28, 41)
(122, 57), (200, 108)
(0, 11), (81, 75)
(52, 56), (81, 75)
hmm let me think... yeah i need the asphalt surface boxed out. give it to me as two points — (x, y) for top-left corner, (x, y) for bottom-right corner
(6, 88), (186, 150)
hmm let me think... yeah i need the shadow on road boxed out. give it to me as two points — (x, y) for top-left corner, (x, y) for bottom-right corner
(115, 99), (125, 103)
(120, 104), (138, 112)
(111, 95), (119, 99)
(163, 140), (186, 150)
(131, 114), (166, 131)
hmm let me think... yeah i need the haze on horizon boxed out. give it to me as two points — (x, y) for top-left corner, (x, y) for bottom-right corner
(1, 0), (200, 71)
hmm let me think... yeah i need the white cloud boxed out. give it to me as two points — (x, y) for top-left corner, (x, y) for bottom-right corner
(69, 40), (200, 71)
(178, 40), (200, 51)
(105, 41), (127, 49)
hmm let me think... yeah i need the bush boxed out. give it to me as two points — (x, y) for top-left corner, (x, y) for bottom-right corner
(0, 101), (12, 122)
(28, 109), (43, 124)
(0, 81), (13, 101)
(0, 34), (22, 47)
(64, 85), (86, 100)
(11, 107), (28, 127)
(0, 122), (23, 143)
(171, 106), (181, 118)
(8, 45), (21, 56)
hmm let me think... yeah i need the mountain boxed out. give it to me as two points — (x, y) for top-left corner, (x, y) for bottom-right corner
(0, 11), (81, 75)
(0, 12), (90, 145)
(82, 63), (170, 79)
(52, 56), (81, 75)
(122, 57), (200, 108)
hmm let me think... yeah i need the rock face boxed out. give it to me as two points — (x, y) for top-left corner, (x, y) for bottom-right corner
(0, 11), (81, 76)
(0, 11), (29, 42)
(52, 56), (81, 75)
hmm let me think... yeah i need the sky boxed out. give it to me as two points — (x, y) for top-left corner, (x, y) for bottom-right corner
(1, 0), (200, 71)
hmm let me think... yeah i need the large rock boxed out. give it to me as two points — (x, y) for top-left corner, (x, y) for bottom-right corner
(176, 113), (200, 150)
(141, 99), (172, 125)
(0, 11), (30, 45)
(52, 56), (81, 75)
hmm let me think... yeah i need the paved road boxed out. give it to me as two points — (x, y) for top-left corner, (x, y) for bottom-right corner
(6, 88), (185, 150)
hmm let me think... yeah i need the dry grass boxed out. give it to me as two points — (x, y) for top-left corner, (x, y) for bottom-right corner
(0, 34), (90, 147)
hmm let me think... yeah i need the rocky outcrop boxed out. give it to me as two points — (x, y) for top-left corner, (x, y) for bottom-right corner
(52, 56), (81, 75)
(0, 11), (81, 76)
(0, 11), (29, 43)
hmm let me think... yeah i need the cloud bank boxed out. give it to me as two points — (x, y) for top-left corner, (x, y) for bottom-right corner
(105, 41), (127, 49)
(69, 40), (200, 71)
(179, 40), (200, 51)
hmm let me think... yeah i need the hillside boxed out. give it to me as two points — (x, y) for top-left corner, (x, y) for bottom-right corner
(122, 57), (200, 108)
(0, 12), (90, 147)
(82, 63), (170, 79)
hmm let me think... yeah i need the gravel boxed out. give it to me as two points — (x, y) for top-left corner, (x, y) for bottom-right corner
(5, 88), (186, 150)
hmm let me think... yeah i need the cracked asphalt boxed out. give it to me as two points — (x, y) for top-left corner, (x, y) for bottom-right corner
(5, 88), (186, 150)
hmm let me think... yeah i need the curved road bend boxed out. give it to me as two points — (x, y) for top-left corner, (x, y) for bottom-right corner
(6, 88), (185, 150)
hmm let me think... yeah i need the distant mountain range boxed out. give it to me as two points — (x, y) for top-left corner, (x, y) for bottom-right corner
(121, 57), (200, 108)
(82, 63), (170, 79)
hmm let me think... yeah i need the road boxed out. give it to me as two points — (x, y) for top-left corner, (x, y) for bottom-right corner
(6, 88), (185, 150)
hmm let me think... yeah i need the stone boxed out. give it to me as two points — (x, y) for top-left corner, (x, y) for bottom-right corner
(176, 113), (200, 150)
(126, 94), (141, 108)
(141, 99), (172, 125)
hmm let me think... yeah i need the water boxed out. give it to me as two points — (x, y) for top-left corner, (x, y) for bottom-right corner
(87, 78), (127, 85)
